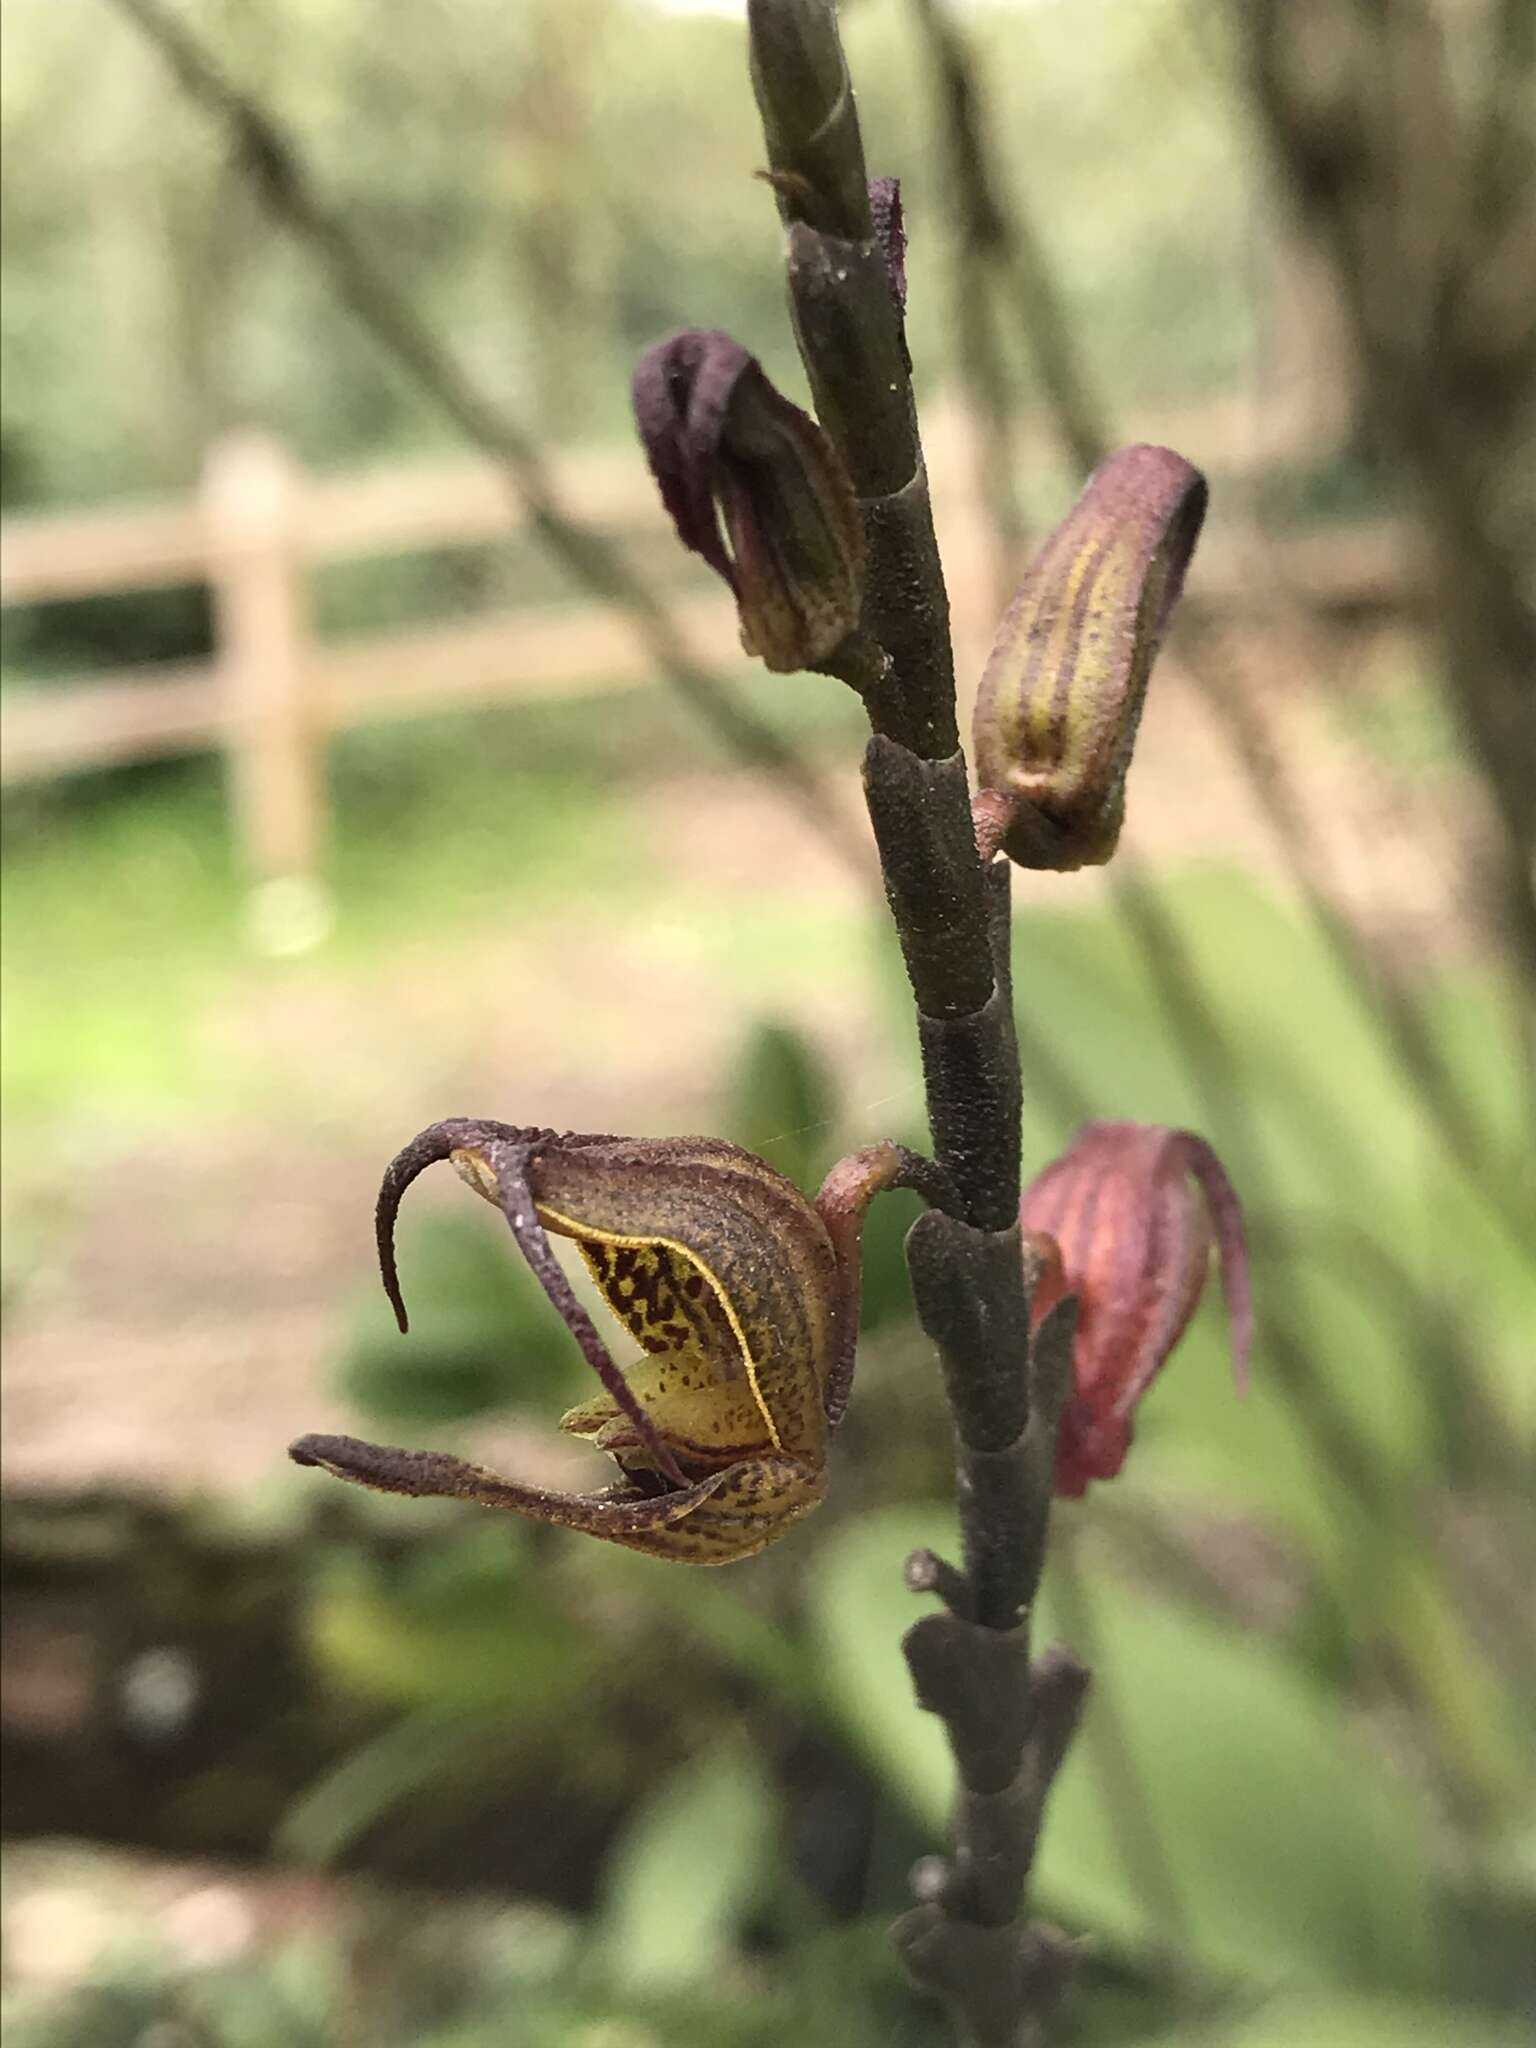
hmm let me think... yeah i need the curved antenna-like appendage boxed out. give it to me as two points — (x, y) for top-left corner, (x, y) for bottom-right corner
(375, 1121), (689, 1492)
(375, 1118), (536, 1333)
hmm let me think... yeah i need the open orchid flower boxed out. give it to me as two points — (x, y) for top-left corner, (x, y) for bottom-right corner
(973, 444), (1207, 870)
(1020, 1121), (1253, 1496)
(291, 1122), (945, 1563)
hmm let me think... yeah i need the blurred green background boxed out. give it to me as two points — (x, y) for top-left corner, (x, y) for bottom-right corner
(2, 1), (1532, 2044)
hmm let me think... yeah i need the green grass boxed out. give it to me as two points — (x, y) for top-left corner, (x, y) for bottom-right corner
(3, 767), (234, 1121)
(0, 684), (869, 1132)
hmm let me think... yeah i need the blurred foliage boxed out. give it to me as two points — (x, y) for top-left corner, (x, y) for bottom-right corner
(8, 1912), (1532, 2048)
(0, 676), (874, 1132)
(101, 896), (1516, 2041)
(595, 1737), (778, 1992)
(0, 0), (1256, 515)
(814, 1507), (1439, 1987)
(4, 759), (1532, 2039)
(1, 1907), (959, 2048)
(335, 1204), (587, 1426)
(301, 1521), (602, 1725)
(725, 1018), (841, 1198)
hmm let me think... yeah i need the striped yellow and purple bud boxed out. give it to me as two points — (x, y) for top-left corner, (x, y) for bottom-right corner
(632, 328), (865, 674)
(972, 445), (1207, 870)
(291, 1121), (936, 1563)
(1020, 1121), (1251, 1496)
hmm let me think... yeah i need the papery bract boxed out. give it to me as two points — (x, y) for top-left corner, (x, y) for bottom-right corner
(1020, 1120), (1252, 1496)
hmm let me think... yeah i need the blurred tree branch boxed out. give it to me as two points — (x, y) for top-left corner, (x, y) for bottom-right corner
(906, 0), (1530, 1252)
(1230, 0), (1536, 987)
(906, 0), (1111, 481)
(110, 0), (869, 876)
(750, 4), (1092, 2036)
(895, 0), (1118, 632)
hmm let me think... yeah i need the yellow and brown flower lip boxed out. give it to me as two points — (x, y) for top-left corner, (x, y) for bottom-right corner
(290, 1121), (940, 1563)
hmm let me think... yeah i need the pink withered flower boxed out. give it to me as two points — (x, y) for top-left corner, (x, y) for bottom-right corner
(1021, 1121), (1253, 1496)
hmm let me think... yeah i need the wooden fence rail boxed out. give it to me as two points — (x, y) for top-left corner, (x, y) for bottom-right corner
(1, 422), (1413, 940)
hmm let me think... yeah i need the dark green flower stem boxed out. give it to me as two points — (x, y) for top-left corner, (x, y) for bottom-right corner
(750, 6), (1088, 2040)
(751, 0), (958, 766)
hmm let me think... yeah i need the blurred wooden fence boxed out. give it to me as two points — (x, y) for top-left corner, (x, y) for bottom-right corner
(0, 421), (1412, 919)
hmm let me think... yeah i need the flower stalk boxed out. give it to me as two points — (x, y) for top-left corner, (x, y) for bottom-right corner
(274, 2), (1249, 2035)
(747, 5), (1091, 2039)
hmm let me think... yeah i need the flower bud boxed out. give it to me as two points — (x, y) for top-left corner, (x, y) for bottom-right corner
(973, 445), (1207, 869)
(1020, 1121), (1251, 1495)
(633, 328), (865, 673)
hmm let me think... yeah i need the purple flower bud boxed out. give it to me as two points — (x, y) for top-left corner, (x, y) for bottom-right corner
(633, 328), (865, 673)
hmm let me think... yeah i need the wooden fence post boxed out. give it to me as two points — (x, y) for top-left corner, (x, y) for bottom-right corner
(201, 430), (331, 952)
